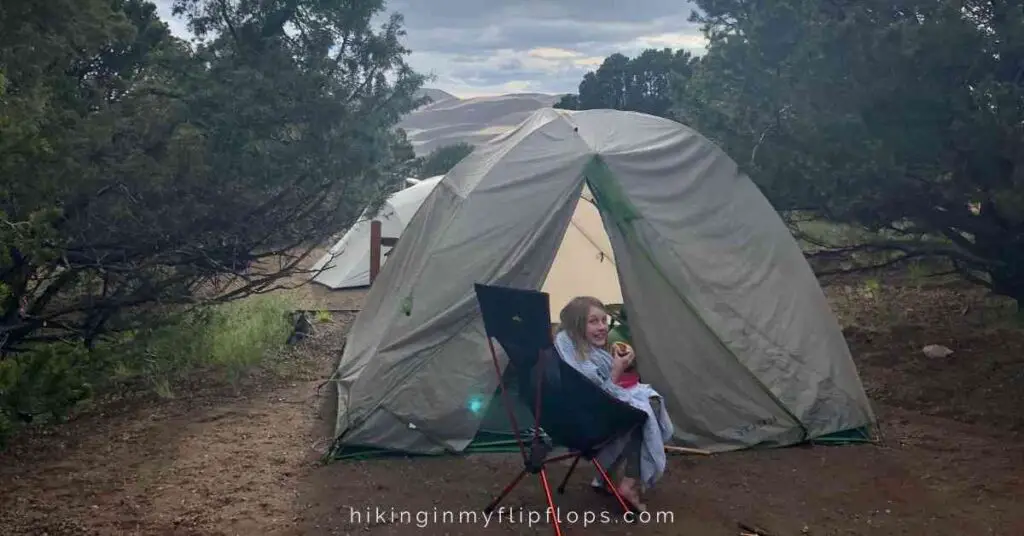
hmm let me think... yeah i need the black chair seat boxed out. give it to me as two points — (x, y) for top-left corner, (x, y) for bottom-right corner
(507, 344), (647, 457)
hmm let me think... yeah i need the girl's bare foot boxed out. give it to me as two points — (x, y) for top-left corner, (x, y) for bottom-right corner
(617, 478), (647, 512)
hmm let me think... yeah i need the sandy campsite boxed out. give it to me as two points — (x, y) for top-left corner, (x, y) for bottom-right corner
(2, 270), (1023, 535)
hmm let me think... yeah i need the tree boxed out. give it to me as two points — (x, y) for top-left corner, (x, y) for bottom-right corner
(553, 93), (579, 110)
(416, 142), (474, 178)
(0, 0), (425, 353)
(555, 48), (697, 118)
(677, 0), (1024, 305)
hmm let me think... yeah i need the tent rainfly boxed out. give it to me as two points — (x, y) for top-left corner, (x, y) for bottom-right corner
(310, 175), (444, 289)
(330, 108), (878, 458)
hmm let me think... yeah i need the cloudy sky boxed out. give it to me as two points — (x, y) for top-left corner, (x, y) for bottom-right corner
(151, 0), (707, 98)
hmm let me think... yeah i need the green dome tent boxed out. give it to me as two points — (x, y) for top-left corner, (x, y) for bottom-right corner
(328, 108), (877, 459)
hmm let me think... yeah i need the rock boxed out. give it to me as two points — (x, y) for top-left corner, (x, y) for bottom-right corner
(922, 344), (954, 358)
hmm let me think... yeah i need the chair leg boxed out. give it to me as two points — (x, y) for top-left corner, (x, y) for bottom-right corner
(483, 469), (527, 514)
(539, 468), (565, 536)
(556, 454), (582, 494)
(591, 459), (632, 516)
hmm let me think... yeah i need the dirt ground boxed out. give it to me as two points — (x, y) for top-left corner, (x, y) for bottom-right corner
(2, 277), (1024, 535)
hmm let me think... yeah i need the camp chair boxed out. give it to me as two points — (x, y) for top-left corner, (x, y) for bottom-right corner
(473, 283), (648, 536)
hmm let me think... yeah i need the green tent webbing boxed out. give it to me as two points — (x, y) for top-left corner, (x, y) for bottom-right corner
(327, 349), (876, 462)
(810, 426), (875, 444)
(329, 421), (875, 461)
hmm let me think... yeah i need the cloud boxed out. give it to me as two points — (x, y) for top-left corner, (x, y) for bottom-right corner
(149, 0), (707, 97)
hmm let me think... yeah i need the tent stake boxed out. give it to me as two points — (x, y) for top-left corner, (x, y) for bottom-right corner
(665, 445), (711, 455)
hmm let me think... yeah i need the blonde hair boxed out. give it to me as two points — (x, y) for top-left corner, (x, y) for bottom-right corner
(559, 296), (610, 361)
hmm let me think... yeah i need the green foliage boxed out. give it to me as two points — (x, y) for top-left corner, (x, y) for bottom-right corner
(1, 0), (426, 353)
(0, 344), (94, 434)
(554, 48), (698, 117)
(124, 293), (296, 390)
(0, 293), (295, 447)
(416, 142), (475, 178)
(314, 310), (332, 323)
(0, 0), (425, 444)
(675, 0), (1024, 304)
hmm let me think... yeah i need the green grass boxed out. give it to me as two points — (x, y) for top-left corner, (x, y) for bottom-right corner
(0, 293), (297, 447)
(127, 293), (298, 393)
(202, 294), (297, 384)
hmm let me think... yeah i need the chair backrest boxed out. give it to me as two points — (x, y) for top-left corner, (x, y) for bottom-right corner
(473, 283), (648, 456)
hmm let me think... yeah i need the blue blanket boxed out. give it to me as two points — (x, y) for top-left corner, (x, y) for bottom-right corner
(553, 331), (674, 489)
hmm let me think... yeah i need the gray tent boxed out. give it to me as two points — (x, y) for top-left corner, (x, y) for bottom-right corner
(330, 108), (877, 458)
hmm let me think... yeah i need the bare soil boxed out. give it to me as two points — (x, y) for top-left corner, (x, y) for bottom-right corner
(2, 278), (1023, 536)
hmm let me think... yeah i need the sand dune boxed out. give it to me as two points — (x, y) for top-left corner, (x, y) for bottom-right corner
(413, 88), (457, 105)
(400, 90), (562, 155)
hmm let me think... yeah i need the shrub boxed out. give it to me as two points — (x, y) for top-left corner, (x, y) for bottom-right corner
(0, 293), (296, 448)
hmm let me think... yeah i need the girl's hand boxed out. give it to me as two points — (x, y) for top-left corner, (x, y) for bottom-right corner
(621, 346), (635, 365)
(612, 342), (634, 365)
(612, 351), (630, 369)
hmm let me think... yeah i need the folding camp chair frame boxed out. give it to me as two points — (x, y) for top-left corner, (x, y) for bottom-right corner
(480, 336), (637, 536)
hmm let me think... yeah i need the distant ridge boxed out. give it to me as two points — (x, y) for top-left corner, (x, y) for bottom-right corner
(399, 89), (562, 156)
(413, 88), (457, 106)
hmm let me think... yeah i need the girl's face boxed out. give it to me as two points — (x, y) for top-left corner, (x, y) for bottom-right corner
(584, 306), (609, 347)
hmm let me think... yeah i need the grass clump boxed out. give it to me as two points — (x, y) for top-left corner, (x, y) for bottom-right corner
(126, 293), (298, 394)
(314, 310), (332, 323)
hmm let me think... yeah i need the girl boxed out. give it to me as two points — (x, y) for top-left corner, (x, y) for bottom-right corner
(553, 296), (674, 512)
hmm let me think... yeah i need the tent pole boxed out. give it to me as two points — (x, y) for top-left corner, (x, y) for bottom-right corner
(369, 220), (382, 284)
